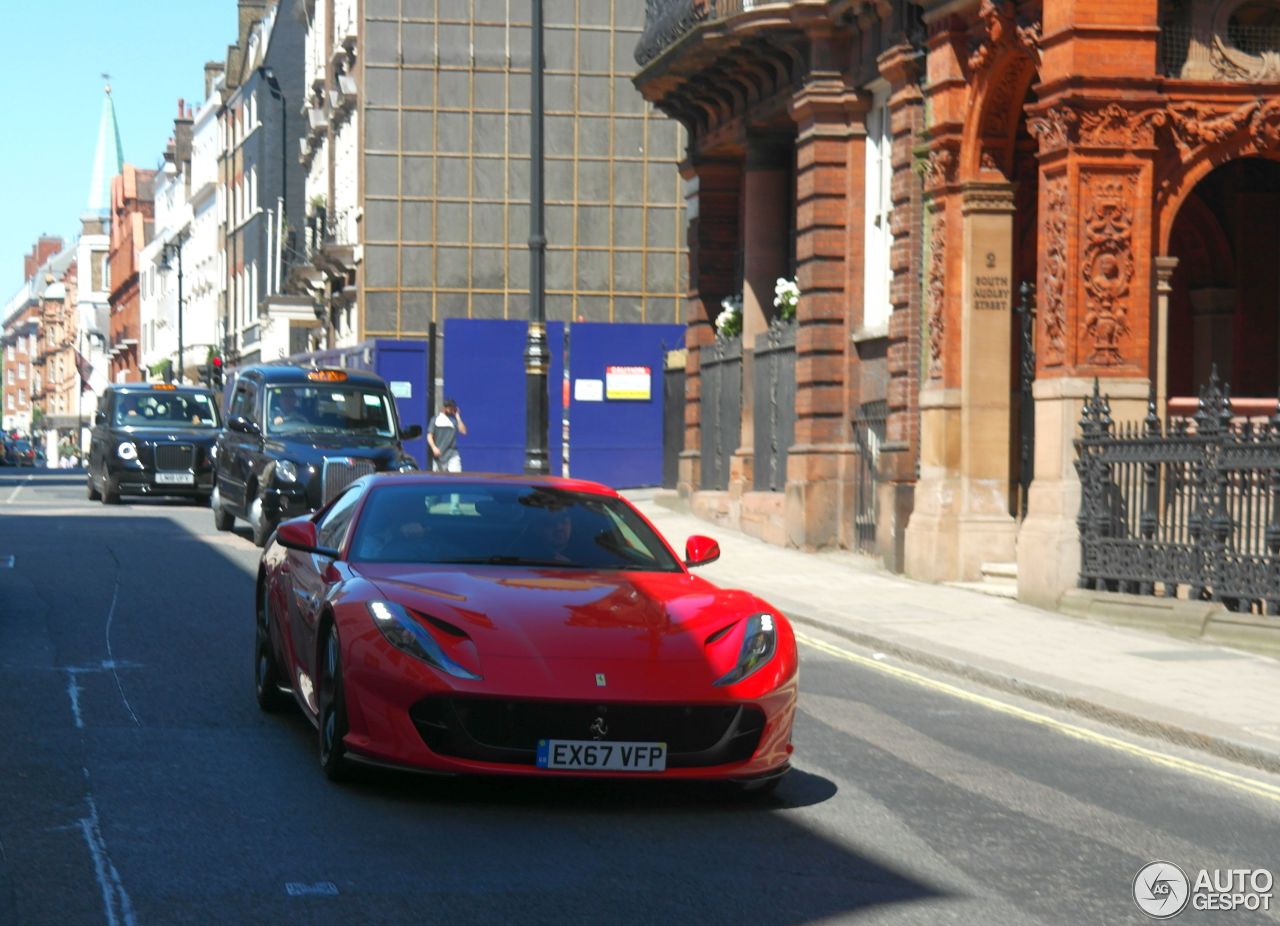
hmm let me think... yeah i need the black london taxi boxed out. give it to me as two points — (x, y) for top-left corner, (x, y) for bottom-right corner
(87, 383), (223, 504)
(210, 365), (422, 546)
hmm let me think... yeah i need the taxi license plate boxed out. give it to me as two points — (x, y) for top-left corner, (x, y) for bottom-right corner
(155, 473), (194, 485)
(536, 739), (667, 772)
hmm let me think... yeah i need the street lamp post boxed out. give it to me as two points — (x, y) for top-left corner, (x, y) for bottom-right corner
(524, 0), (549, 475)
(161, 236), (186, 383)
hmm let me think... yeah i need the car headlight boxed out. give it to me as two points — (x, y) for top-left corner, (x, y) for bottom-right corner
(275, 459), (298, 483)
(713, 613), (777, 686)
(116, 441), (138, 461)
(397, 457), (418, 473)
(367, 601), (480, 680)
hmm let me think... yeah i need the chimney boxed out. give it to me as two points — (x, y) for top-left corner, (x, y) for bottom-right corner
(174, 98), (194, 181)
(24, 235), (64, 282)
(204, 61), (225, 99)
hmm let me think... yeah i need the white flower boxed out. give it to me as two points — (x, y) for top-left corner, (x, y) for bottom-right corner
(773, 278), (800, 319)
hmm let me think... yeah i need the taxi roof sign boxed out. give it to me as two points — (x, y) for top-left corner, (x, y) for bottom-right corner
(151, 383), (178, 391)
(306, 369), (348, 383)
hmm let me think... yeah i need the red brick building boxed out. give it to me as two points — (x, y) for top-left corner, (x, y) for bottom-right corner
(108, 165), (155, 383)
(4, 236), (67, 433)
(637, 0), (1280, 607)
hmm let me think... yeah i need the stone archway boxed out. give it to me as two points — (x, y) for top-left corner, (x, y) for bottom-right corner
(905, 1), (1042, 583)
(1166, 158), (1280, 400)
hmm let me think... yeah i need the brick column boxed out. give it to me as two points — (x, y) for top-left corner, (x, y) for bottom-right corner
(732, 138), (793, 498)
(679, 156), (742, 498)
(879, 42), (925, 571)
(786, 79), (865, 548)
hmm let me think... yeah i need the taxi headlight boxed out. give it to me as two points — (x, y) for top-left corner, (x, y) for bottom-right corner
(397, 457), (418, 473)
(116, 441), (138, 462)
(367, 601), (480, 680)
(275, 459), (298, 483)
(713, 613), (777, 686)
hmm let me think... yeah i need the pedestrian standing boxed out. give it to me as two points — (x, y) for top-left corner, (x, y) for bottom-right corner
(428, 398), (467, 472)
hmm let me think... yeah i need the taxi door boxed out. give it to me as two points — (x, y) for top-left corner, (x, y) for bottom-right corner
(217, 380), (261, 513)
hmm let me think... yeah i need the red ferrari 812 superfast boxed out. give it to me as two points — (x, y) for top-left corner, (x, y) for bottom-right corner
(256, 473), (797, 789)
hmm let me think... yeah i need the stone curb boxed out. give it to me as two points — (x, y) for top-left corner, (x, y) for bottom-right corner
(782, 605), (1280, 778)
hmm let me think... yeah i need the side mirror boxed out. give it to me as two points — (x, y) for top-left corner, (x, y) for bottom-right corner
(93, 411), (107, 426)
(228, 414), (261, 436)
(401, 424), (423, 440)
(275, 517), (339, 558)
(684, 535), (720, 568)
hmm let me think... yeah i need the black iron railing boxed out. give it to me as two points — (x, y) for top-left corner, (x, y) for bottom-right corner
(1075, 373), (1280, 614)
(699, 336), (742, 491)
(752, 321), (796, 492)
(853, 400), (888, 555)
(637, 0), (782, 66)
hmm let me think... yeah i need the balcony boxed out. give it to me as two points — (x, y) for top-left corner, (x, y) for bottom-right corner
(636, 0), (784, 66)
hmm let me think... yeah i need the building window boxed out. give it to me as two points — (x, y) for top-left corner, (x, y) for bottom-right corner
(862, 84), (894, 332)
(17, 362), (24, 380)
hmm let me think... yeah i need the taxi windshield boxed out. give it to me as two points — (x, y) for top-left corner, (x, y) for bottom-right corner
(265, 384), (396, 437)
(113, 392), (219, 428)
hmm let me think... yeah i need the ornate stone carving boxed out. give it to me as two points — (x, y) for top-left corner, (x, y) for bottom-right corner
(927, 207), (947, 380)
(1027, 105), (1078, 153)
(1165, 101), (1257, 160)
(1039, 174), (1068, 367)
(920, 147), (955, 191)
(968, 0), (1042, 76)
(1080, 174), (1137, 367)
(1077, 103), (1168, 148)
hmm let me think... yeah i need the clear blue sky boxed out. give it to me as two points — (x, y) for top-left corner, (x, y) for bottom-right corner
(1, 1), (234, 297)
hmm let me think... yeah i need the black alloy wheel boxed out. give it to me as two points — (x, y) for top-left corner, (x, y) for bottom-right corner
(254, 580), (291, 713)
(317, 625), (353, 782)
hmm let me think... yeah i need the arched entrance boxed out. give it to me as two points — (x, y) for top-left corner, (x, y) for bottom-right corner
(1167, 158), (1280, 400)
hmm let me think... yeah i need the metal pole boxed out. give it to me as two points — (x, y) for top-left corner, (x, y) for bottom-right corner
(524, 0), (549, 475)
(176, 242), (185, 384)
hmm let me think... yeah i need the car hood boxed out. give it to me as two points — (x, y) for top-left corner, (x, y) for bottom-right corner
(117, 426), (220, 443)
(264, 435), (401, 464)
(355, 564), (768, 665)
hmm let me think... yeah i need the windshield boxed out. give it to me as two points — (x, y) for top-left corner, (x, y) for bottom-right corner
(264, 384), (396, 437)
(350, 483), (684, 572)
(113, 392), (219, 428)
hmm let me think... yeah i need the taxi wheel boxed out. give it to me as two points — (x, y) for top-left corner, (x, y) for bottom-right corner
(211, 485), (234, 532)
(101, 472), (121, 505)
(255, 581), (291, 713)
(250, 495), (273, 548)
(86, 472), (101, 501)
(317, 625), (353, 782)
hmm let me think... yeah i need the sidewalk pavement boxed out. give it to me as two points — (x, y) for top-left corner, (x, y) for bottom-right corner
(625, 489), (1280, 775)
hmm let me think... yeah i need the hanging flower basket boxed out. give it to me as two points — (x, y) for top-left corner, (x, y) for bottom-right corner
(715, 294), (743, 339)
(773, 277), (800, 322)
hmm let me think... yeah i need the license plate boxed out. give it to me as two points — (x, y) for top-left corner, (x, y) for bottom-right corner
(155, 472), (194, 485)
(536, 739), (667, 772)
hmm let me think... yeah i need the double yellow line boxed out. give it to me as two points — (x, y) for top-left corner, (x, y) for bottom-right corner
(797, 631), (1280, 805)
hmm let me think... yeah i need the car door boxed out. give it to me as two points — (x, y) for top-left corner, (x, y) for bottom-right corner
(89, 393), (111, 476)
(288, 486), (363, 714)
(218, 380), (259, 513)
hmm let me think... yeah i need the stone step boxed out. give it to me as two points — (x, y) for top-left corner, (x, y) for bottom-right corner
(981, 561), (1018, 581)
(946, 579), (1019, 600)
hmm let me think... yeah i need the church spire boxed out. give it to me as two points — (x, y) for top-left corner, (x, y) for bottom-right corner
(87, 77), (124, 215)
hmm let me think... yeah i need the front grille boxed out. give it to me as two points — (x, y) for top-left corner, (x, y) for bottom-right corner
(410, 697), (766, 768)
(154, 444), (194, 471)
(321, 456), (376, 503)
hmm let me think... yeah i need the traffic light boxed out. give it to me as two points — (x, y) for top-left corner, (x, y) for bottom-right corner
(210, 354), (224, 390)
